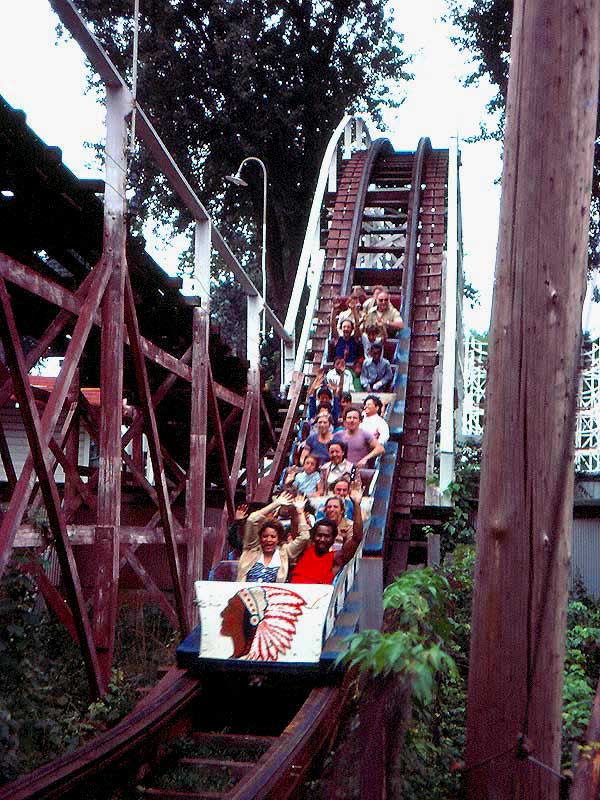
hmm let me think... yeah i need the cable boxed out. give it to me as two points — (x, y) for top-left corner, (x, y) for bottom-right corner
(130, 0), (140, 158)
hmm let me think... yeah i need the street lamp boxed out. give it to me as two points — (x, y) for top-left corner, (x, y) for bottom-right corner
(225, 157), (268, 338)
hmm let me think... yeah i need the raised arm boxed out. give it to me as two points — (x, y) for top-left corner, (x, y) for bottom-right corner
(286, 495), (311, 562)
(349, 298), (361, 341)
(330, 303), (338, 337)
(243, 492), (294, 549)
(334, 488), (364, 568)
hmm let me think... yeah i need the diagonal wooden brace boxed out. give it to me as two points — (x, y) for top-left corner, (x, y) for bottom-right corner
(0, 279), (103, 696)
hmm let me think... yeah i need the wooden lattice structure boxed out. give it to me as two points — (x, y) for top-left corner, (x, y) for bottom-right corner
(0, 0), (292, 695)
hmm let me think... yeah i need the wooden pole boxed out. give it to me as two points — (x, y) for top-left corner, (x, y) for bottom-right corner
(465, 1), (600, 797)
(187, 305), (209, 593)
(92, 85), (129, 689)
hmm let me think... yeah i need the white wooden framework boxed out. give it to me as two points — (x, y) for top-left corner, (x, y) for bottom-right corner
(463, 333), (600, 473)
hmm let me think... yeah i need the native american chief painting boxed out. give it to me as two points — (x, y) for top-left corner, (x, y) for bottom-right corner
(220, 585), (306, 660)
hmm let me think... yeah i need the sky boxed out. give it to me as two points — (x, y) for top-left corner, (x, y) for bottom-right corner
(0, 0), (504, 334)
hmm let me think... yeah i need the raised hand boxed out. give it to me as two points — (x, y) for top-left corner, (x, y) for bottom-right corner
(234, 503), (248, 520)
(275, 490), (295, 507)
(350, 485), (363, 504)
(293, 494), (307, 512)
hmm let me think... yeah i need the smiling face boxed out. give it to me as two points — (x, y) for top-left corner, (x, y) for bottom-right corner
(364, 398), (378, 417)
(334, 357), (346, 374)
(324, 497), (344, 523)
(328, 443), (344, 464)
(313, 523), (336, 555)
(341, 319), (353, 339)
(260, 525), (280, 556)
(376, 292), (390, 311)
(334, 479), (350, 498)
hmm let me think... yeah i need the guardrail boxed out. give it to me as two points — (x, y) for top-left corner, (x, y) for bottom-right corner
(281, 115), (372, 388)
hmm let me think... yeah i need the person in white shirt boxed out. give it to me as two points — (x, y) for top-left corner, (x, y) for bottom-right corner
(360, 394), (390, 445)
(326, 357), (354, 393)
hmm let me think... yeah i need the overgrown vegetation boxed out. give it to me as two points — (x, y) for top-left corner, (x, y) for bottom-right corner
(344, 570), (458, 704)
(332, 443), (600, 797)
(0, 558), (176, 785)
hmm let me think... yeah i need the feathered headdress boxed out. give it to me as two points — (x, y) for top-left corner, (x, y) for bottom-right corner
(239, 585), (306, 661)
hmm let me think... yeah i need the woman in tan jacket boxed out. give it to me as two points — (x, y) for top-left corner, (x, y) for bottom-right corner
(236, 492), (310, 583)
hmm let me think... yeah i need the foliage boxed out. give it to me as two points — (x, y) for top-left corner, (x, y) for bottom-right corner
(0, 559), (88, 783)
(343, 569), (458, 705)
(562, 591), (600, 768)
(441, 441), (481, 554)
(393, 546), (474, 799)
(445, 0), (600, 272)
(68, 0), (412, 315)
(463, 279), (480, 308)
(0, 559), (174, 785)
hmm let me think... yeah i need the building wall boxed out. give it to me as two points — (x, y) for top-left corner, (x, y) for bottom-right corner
(572, 518), (600, 598)
(0, 407), (90, 483)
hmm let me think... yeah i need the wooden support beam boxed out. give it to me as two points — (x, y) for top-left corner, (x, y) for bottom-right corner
(144, 473), (187, 531)
(92, 85), (129, 688)
(230, 393), (253, 497)
(465, 2), (600, 797)
(254, 371), (304, 503)
(260, 395), (277, 449)
(0, 419), (17, 492)
(0, 279), (103, 696)
(0, 256), (112, 581)
(187, 306), (209, 598)
(20, 556), (79, 643)
(207, 364), (235, 519)
(14, 524), (190, 547)
(119, 545), (179, 629)
(0, 252), (244, 407)
(29, 399), (80, 514)
(63, 370), (81, 512)
(124, 276), (188, 635)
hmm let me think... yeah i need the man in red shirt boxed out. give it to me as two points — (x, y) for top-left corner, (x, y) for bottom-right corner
(290, 489), (363, 584)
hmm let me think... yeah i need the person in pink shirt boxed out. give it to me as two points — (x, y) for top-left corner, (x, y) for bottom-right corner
(333, 407), (384, 469)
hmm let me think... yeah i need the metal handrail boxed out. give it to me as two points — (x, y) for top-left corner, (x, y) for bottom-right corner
(282, 115), (372, 384)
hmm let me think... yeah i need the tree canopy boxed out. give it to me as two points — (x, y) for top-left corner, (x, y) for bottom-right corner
(71, 0), (411, 316)
(447, 0), (600, 271)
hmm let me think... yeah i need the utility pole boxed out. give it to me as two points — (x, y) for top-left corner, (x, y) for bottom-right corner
(465, 1), (600, 798)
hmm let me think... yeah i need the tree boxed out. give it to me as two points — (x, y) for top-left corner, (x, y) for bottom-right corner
(68, 0), (411, 317)
(447, 0), (600, 272)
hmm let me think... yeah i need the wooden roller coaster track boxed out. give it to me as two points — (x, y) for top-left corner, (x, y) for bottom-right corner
(0, 111), (453, 796)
